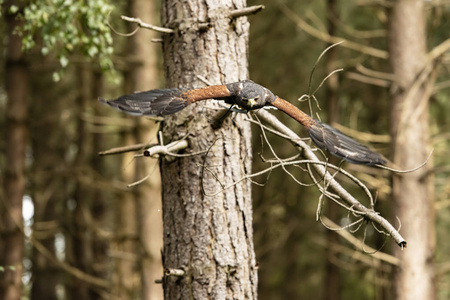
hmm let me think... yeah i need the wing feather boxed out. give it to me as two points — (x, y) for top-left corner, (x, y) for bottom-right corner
(307, 120), (386, 165)
(99, 88), (190, 117)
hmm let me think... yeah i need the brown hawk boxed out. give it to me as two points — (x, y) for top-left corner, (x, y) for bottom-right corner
(99, 80), (386, 166)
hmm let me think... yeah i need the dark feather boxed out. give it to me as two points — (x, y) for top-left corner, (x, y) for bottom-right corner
(307, 120), (386, 166)
(99, 88), (190, 117)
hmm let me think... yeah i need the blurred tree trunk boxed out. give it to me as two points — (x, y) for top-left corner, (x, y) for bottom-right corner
(115, 0), (163, 298)
(160, 0), (257, 298)
(29, 71), (66, 300)
(324, 1), (341, 300)
(91, 71), (108, 300)
(115, 137), (140, 298)
(70, 66), (93, 300)
(127, 0), (164, 299)
(388, 1), (436, 299)
(0, 3), (28, 300)
(68, 64), (106, 300)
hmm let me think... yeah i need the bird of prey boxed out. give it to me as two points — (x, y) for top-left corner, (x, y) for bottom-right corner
(99, 80), (386, 166)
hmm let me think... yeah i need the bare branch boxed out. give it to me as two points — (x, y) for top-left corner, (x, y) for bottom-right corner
(255, 109), (407, 248)
(120, 15), (175, 34)
(143, 140), (189, 157)
(229, 5), (265, 18)
(279, 3), (388, 59)
(320, 216), (400, 265)
(356, 0), (393, 8)
(164, 268), (185, 277)
(346, 72), (391, 88)
(355, 64), (396, 81)
(312, 68), (344, 95)
(99, 142), (154, 156)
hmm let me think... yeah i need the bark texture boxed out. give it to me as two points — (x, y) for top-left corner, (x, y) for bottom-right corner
(160, 0), (257, 299)
(388, 1), (435, 299)
(0, 3), (28, 299)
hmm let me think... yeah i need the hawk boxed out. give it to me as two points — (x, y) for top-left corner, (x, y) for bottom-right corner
(99, 80), (386, 166)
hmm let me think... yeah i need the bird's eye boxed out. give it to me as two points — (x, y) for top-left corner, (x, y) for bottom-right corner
(254, 96), (260, 101)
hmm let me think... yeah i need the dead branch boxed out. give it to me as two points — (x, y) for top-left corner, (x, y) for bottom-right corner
(255, 109), (407, 248)
(279, 3), (388, 59)
(99, 142), (154, 156)
(143, 140), (189, 157)
(120, 5), (265, 36)
(229, 5), (265, 18)
(355, 64), (396, 81)
(346, 72), (390, 87)
(120, 16), (175, 34)
(320, 216), (399, 265)
(164, 268), (185, 277)
(356, 0), (392, 8)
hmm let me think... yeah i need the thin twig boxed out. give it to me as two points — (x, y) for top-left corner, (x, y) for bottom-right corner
(256, 109), (407, 248)
(346, 72), (390, 88)
(121, 15), (175, 34)
(320, 216), (400, 265)
(229, 5), (265, 18)
(99, 143), (154, 156)
(279, 3), (388, 59)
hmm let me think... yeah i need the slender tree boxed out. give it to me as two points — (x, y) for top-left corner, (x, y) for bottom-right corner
(0, 2), (28, 299)
(324, 1), (341, 299)
(114, 1), (164, 298)
(388, 1), (435, 299)
(126, 0), (164, 299)
(159, 0), (257, 298)
(29, 70), (66, 300)
(71, 66), (96, 300)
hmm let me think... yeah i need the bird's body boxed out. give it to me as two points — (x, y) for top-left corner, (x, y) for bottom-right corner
(99, 80), (386, 166)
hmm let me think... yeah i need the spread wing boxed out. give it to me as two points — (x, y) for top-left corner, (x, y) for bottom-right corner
(307, 121), (386, 165)
(271, 97), (386, 166)
(99, 85), (232, 117)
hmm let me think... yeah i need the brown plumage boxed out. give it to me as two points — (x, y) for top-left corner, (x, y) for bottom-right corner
(99, 80), (386, 166)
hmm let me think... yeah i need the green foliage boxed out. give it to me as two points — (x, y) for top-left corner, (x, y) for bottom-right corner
(0, 265), (17, 272)
(18, 0), (114, 80)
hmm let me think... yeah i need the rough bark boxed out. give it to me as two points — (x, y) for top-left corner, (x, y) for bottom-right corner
(0, 3), (28, 299)
(160, 0), (257, 299)
(388, 1), (435, 299)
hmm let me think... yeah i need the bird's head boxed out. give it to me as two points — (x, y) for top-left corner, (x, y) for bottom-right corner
(233, 80), (276, 110)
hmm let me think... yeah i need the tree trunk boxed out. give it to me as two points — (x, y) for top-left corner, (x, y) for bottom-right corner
(324, 0), (341, 299)
(70, 66), (95, 300)
(30, 71), (66, 300)
(122, 0), (164, 299)
(388, 1), (435, 299)
(0, 3), (28, 299)
(90, 71), (109, 300)
(160, 0), (257, 299)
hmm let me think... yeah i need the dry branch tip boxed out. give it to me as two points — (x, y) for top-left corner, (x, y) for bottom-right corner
(229, 5), (265, 18)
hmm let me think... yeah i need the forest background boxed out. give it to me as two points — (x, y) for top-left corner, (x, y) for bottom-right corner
(1, 0), (450, 299)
